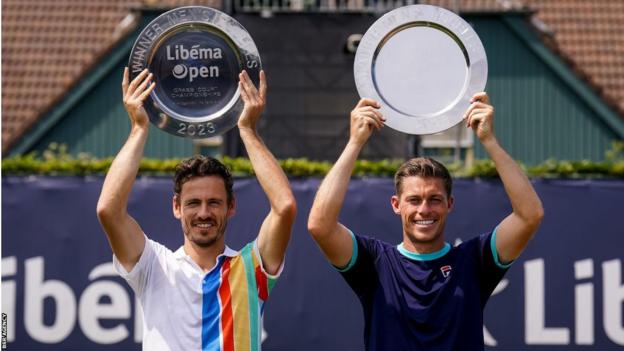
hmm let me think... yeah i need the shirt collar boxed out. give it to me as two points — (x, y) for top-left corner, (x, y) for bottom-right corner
(397, 242), (451, 261)
(173, 245), (238, 261)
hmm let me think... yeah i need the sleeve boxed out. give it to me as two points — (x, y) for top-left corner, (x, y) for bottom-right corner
(477, 229), (511, 302)
(244, 240), (284, 301)
(112, 235), (158, 297)
(336, 231), (380, 299)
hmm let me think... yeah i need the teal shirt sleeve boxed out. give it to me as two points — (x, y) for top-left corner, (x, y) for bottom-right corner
(334, 229), (359, 272)
(490, 226), (514, 269)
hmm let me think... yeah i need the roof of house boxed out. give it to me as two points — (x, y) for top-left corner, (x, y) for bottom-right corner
(524, 0), (624, 115)
(424, 0), (527, 12)
(2, 0), (622, 153)
(1, 0), (220, 154)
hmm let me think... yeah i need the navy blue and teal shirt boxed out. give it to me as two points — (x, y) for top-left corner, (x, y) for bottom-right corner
(337, 229), (511, 351)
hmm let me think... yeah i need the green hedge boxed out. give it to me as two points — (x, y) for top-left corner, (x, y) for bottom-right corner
(3, 142), (624, 178)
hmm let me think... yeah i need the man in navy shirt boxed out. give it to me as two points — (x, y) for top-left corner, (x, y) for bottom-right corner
(307, 93), (544, 350)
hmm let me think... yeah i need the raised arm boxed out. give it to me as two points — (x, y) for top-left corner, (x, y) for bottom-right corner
(96, 68), (155, 272)
(307, 99), (385, 268)
(237, 70), (297, 275)
(464, 93), (544, 264)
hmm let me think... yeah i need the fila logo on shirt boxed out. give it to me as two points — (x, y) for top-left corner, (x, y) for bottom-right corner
(440, 265), (452, 278)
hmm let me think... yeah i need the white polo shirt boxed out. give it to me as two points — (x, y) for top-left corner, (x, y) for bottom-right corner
(114, 236), (281, 351)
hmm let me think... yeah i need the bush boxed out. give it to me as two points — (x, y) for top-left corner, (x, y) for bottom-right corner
(3, 142), (623, 178)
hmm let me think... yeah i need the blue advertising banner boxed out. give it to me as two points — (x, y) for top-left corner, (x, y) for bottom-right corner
(2, 177), (623, 350)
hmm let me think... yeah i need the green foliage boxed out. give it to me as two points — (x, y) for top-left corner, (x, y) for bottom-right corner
(222, 156), (254, 177)
(464, 159), (498, 178)
(521, 141), (624, 178)
(605, 141), (624, 162)
(3, 142), (624, 178)
(353, 159), (402, 177)
(279, 158), (332, 177)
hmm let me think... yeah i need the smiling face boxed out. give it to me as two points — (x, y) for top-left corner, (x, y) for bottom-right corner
(173, 176), (235, 249)
(391, 176), (454, 252)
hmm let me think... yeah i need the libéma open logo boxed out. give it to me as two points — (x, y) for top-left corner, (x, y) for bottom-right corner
(167, 44), (222, 82)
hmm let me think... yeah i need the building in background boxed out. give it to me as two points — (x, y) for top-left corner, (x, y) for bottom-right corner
(2, 0), (623, 164)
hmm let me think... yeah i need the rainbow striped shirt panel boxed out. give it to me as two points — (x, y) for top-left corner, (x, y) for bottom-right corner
(114, 237), (281, 351)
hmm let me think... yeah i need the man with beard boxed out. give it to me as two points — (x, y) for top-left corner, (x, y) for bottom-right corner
(307, 95), (544, 350)
(97, 68), (296, 350)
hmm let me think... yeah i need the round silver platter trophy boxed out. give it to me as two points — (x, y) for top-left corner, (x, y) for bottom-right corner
(128, 6), (261, 138)
(354, 5), (488, 135)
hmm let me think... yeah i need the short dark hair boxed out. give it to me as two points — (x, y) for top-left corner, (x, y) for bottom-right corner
(394, 157), (452, 197)
(173, 155), (234, 204)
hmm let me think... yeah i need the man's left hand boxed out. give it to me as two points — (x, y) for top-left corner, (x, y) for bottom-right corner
(463, 92), (495, 143)
(238, 70), (266, 132)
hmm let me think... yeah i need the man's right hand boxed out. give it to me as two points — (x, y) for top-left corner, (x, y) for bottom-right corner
(349, 98), (385, 146)
(96, 67), (154, 272)
(122, 67), (155, 129)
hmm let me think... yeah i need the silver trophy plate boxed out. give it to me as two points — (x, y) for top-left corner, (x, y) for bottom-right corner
(128, 6), (261, 138)
(354, 5), (488, 135)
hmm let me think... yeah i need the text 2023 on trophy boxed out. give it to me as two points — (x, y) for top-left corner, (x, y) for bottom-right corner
(129, 6), (261, 138)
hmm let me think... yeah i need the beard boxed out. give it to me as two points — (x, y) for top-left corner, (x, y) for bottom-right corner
(183, 216), (229, 248)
